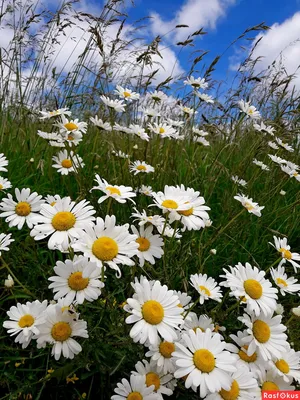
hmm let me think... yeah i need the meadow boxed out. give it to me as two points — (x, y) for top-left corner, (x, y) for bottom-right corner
(0, 0), (300, 399)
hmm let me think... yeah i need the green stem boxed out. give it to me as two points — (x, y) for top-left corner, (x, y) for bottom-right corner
(1, 257), (34, 297)
(265, 257), (282, 274)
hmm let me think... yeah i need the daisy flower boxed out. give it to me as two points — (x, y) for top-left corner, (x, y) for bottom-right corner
(292, 306), (300, 317)
(142, 107), (161, 118)
(131, 225), (164, 267)
(268, 141), (279, 150)
(196, 92), (214, 104)
(0, 188), (44, 229)
(35, 303), (88, 360)
(39, 108), (71, 119)
(91, 175), (136, 204)
(252, 159), (270, 171)
(231, 176), (247, 187)
(100, 95), (126, 112)
(4, 274), (14, 288)
(184, 76), (208, 90)
(114, 85), (140, 101)
(48, 256), (104, 304)
(194, 136), (210, 146)
(149, 90), (167, 103)
(204, 367), (260, 399)
(0, 177), (12, 191)
(44, 194), (61, 206)
(90, 116), (112, 131)
(220, 262), (278, 316)
(173, 290), (192, 312)
(3, 300), (47, 348)
(138, 185), (153, 196)
(113, 123), (131, 134)
(238, 100), (261, 120)
(148, 123), (177, 138)
(0, 233), (14, 256)
(112, 150), (129, 159)
(269, 348), (300, 383)
(268, 154), (287, 165)
(178, 105), (197, 116)
(166, 118), (184, 128)
(192, 127), (209, 136)
(52, 150), (84, 175)
(0, 153), (8, 172)
(125, 278), (183, 345)
(234, 193), (264, 217)
(190, 273), (223, 304)
(258, 369), (295, 391)
(157, 224), (182, 239)
(132, 359), (175, 399)
(111, 374), (158, 400)
(227, 330), (266, 377)
(128, 124), (150, 141)
(270, 265), (300, 296)
(129, 161), (154, 175)
(172, 328), (236, 398)
(253, 121), (275, 136)
(30, 197), (96, 251)
(269, 236), (300, 272)
(181, 312), (215, 333)
(131, 209), (165, 228)
(72, 215), (138, 277)
(56, 116), (87, 136)
(276, 137), (294, 152)
(238, 312), (288, 361)
(146, 338), (176, 374)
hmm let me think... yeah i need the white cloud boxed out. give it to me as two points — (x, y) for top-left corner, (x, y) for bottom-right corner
(150, 0), (236, 43)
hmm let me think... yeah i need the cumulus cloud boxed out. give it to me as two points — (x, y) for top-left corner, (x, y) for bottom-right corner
(150, 0), (236, 43)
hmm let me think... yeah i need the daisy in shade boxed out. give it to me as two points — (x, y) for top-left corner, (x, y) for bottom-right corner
(0, 177), (12, 191)
(173, 290), (192, 312)
(226, 330), (267, 377)
(238, 312), (288, 361)
(268, 141), (279, 150)
(238, 100), (261, 120)
(270, 265), (300, 296)
(149, 90), (167, 103)
(52, 150), (84, 175)
(131, 209), (165, 228)
(130, 161), (155, 175)
(132, 359), (175, 399)
(196, 93), (214, 104)
(172, 328), (237, 398)
(253, 121), (275, 136)
(258, 369), (295, 391)
(91, 175), (136, 204)
(0, 153), (8, 172)
(204, 367), (260, 399)
(268, 154), (287, 165)
(56, 116), (87, 136)
(112, 150), (129, 159)
(0, 188), (44, 229)
(30, 197), (96, 252)
(39, 108), (71, 119)
(184, 76), (208, 90)
(72, 215), (138, 277)
(138, 185), (153, 196)
(182, 313), (215, 333)
(194, 136), (210, 146)
(275, 137), (294, 152)
(131, 225), (164, 267)
(269, 236), (300, 272)
(269, 347), (300, 383)
(146, 338), (177, 374)
(111, 374), (158, 400)
(90, 115), (112, 131)
(0, 233), (14, 256)
(234, 193), (264, 217)
(100, 95), (126, 112)
(193, 127), (209, 136)
(157, 224), (182, 239)
(125, 278), (183, 346)
(190, 273), (223, 304)
(35, 303), (88, 360)
(3, 300), (48, 348)
(48, 256), (104, 304)
(253, 159), (270, 171)
(231, 176), (247, 187)
(114, 85), (140, 101)
(220, 262), (278, 316)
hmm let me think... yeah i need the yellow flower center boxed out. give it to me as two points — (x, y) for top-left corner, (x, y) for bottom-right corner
(219, 380), (240, 400)
(127, 393), (143, 400)
(199, 285), (211, 296)
(142, 300), (164, 325)
(262, 382), (279, 391)
(15, 202), (31, 216)
(64, 122), (78, 131)
(50, 201), (56, 206)
(243, 279), (263, 299)
(279, 247), (292, 260)
(51, 321), (72, 342)
(68, 135), (74, 141)
(161, 199), (178, 209)
(179, 207), (193, 216)
(244, 202), (254, 211)
(68, 272), (89, 291)
(136, 237), (150, 252)
(123, 91), (131, 97)
(92, 237), (119, 261)
(159, 127), (165, 134)
(253, 320), (271, 343)
(159, 341), (175, 358)
(275, 359), (290, 374)
(106, 186), (121, 196)
(50, 110), (60, 116)
(61, 159), (72, 168)
(0, 184), (3, 189)
(145, 372), (160, 391)
(19, 314), (34, 328)
(293, 172), (298, 177)
(238, 345), (257, 362)
(52, 211), (76, 231)
(193, 349), (215, 372)
(276, 277), (288, 287)
(136, 165), (146, 171)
